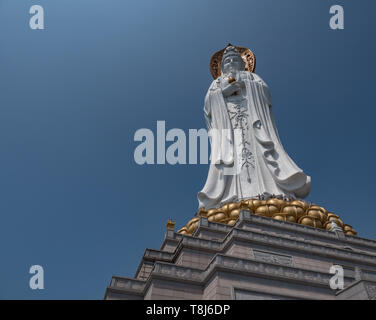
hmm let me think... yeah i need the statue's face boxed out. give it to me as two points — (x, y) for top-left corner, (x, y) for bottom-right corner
(221, 54), (244, 74)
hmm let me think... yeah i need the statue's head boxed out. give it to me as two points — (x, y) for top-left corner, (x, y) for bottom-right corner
(221, 46), (245, 75)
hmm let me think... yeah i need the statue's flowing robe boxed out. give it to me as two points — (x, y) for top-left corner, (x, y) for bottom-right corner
(198, 71), (311, 209)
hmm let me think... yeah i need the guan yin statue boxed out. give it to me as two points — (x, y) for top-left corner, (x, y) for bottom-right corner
(104, 44), (366, 302)
(177, 44), (356, 237)
(198, 45), (310, 209)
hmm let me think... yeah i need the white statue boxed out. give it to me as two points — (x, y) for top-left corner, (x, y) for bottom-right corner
(198, 45), (311, 209)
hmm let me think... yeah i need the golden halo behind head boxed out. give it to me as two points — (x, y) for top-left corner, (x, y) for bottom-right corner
(210, 44), (256, 79)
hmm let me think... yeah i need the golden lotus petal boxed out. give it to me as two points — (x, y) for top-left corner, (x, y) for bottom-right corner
(216, 213), (227, 222)
(298, 216), (315, 227)
(187, 221), (198, 234)
(228, 202), (241, 213)
(266, 198), (285, 210)
(272, 214), (287, 222)
(282, 205), (304, 219)
(186, 216), (199, 228)
(290, 200), (309, 211)
(255, 205), (279, 217)
(207, 209), (218, 218)
(220, 203), (231, 214)
(227, 219), (237, 226)
(229, 209), (240, 219)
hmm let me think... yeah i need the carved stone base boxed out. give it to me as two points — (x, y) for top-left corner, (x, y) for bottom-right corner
(105, 211), (375, 300)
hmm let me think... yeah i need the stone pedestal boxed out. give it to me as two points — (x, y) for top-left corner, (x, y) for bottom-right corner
(104, 211), (376, 300)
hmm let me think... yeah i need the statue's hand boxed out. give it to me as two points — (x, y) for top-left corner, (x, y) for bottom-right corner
(222, 81), (245, 98)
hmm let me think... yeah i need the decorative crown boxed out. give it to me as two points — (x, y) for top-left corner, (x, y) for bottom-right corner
(210, 44), (256, 79)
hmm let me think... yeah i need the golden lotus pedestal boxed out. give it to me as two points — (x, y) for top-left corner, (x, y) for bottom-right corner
(177, 198), (357, 237)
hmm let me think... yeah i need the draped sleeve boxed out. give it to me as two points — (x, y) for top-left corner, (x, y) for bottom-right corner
(198, 78), (237, 209)
(244, 72), (311, 198)
(204, 78), (234, 165)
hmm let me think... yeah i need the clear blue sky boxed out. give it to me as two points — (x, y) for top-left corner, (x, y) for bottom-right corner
(0, 0), (375, 299)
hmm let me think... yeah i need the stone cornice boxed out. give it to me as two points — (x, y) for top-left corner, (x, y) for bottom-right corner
(158, 219), (376, 268)
(104, 276), (145, 299)
(134, 213), (376, 280)
(229, 228), (376, 266)
(107, 253), (354, 298)
(237, 211), (376, 250)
